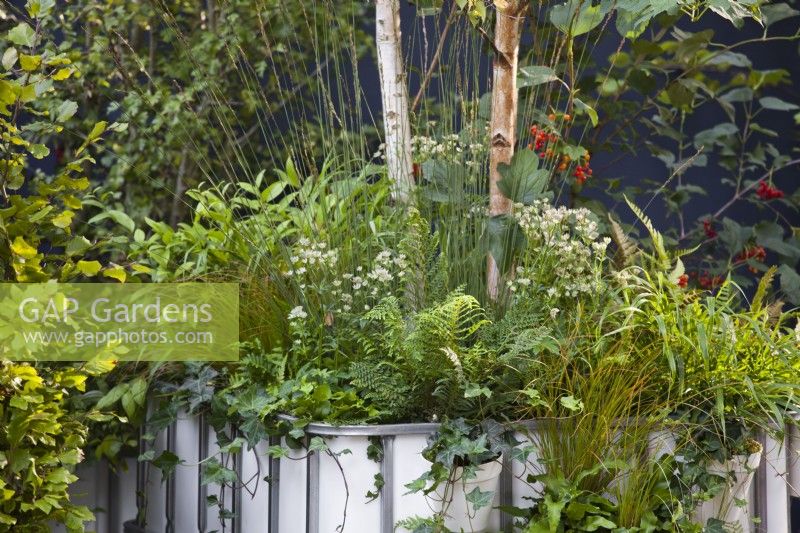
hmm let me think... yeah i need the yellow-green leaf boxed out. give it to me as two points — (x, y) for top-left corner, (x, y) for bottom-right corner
(19, 54), (41, 72)
(51, 210), (74, 228)
(103, 265), (127, 283)
(10, 236), (37, 259)
(76, 260), (102, 277)
(52, 67), (72, 80)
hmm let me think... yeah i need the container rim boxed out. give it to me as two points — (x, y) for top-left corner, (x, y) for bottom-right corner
(276, 414), (541, 436)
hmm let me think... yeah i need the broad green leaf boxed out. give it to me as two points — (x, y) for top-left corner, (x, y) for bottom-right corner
(550, 0), (610, 36)
(29, 143), (49, 159)
(761, 2), (799, 26)
(27, 0), (56, 17)
(1, 48), (18, 70)
(754, 222), (800, 257)
(759, 96), (799, 111)
(152, 451), (182, 481)
(497, 149), (549, 204)
(574, 98), (598, 127)
(7, 23), (36, 48)
(778, 264), (800, 304)
(518, 65), (560, 88)
(56, 100), (78, 122)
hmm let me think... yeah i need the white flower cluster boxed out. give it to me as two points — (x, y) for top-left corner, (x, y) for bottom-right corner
(509, 200), (610, 299)
(372, 133), (486, 168)
(285, 237), (338, 280)
(287, 305), (308, 322)
(337, 250), (408, 312)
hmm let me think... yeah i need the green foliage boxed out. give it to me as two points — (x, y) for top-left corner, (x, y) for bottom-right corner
(579, 10), (800, 302)
(0, 2), (125, 282)
(0, 361), (112, 531)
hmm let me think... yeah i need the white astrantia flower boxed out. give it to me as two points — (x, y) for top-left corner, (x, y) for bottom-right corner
(288, 306), (307, 321)
(550, 308), (560, 319)
(509, 200), (609, 300)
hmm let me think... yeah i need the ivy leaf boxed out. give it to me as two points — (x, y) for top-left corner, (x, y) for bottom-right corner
(152, 451), (182, 481)
(308, 436), (328, 452)
(202, 458), (238, 486)
(464, 383), (492, 399)
(759, 96), (799, 111)
(7, 24), (36, 48)
(559, 395), (584, 412)
(465, 486), (494, 511)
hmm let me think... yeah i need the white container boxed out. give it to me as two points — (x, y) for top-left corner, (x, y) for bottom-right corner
(434, 460), (502, 533)
(693, 451), (762, 530)
(510, 429), (544, 509)
(789, 424), (800, 499)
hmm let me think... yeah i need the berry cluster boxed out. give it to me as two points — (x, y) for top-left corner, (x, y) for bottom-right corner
(703, 219), (717, 239)
(677, 274), (689, 288)
(527, 121), (593, 185)
(528, 124), (559, 154)
(735, 245), (767, 273)
(697, 272), (723, 290)
(573, 155), (592, 185)
(756, 180), (784, 200)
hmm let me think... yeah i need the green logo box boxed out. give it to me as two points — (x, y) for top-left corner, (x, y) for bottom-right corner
(0, 283), (239, 361)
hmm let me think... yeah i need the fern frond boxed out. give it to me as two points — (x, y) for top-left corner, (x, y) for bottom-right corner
(751, 266), (778, 312)
(607, 213), (638, 267)
(399, 207), (440, 311)
(624, 195), (669, 270)
(412, 291), (490, 356)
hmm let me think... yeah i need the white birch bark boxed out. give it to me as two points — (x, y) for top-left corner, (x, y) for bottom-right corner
(487, 3), (524, 301)
(376, 0), (414, 203)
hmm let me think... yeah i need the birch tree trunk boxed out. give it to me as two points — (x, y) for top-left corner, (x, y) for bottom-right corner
(376, 0), (414, 203)
(487, 2), (524, 301)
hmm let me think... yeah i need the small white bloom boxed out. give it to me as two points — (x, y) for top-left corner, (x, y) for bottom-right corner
(288, 306), (308, 321)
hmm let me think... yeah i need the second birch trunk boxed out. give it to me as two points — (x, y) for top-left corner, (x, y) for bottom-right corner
(487, 3), (524, 301)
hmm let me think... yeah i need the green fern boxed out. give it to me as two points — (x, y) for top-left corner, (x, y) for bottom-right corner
(751, 266), (777, 313)
(411, 290), (489, 356)
(624, 196), (670, 270)
(608, 213), (638, 267)
(399, 207), (442, 311)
